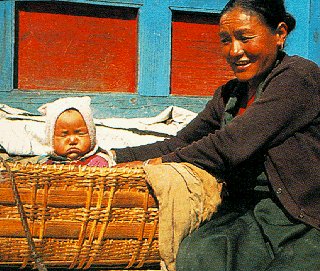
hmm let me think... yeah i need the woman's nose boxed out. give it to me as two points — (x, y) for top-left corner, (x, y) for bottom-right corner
(229, 40), (244, 57)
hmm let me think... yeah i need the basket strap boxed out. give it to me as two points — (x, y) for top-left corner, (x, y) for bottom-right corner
(84, 185), (116, 269)
(69, 183), (94, 269)
(137, 214), (159, 268)
(126, 189), (150, 268)
(0, 158), (48, 271)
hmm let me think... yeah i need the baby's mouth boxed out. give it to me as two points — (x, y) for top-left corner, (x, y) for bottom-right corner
(66, 147), (80, 153)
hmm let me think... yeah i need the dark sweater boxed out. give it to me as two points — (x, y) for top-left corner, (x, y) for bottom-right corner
(115, 54), (320, 230)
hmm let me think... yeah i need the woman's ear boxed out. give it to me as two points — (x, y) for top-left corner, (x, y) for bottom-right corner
(276, 22), (288, 50)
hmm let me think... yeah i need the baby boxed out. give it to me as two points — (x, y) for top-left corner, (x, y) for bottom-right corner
(38, 96), (115, 167)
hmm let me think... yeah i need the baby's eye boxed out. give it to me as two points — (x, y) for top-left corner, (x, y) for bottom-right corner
(76, 129), (88, 135)
(60, 131), (68, 137)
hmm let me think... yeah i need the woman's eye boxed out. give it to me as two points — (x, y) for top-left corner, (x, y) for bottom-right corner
(220, 37), (231, 44)
(240, 36), (253, 42)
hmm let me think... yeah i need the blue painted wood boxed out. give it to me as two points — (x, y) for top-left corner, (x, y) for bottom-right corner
(14, 0), (144, 5)
(0, 90), (210, 118)
(309, 0), (319, 65)
(285, 0), (311, 61)
(169, 0), (228, 11)
(0, 1), (14, 91)
(138, 1), (172, 96)
(0, 0), (318, 99)
(56, 0), (143, 8)
(137, 0), (232, 96)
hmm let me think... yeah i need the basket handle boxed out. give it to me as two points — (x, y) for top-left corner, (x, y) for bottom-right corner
(0, 157), (48, 271)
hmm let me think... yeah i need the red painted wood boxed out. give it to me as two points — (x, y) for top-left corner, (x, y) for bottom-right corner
(171, 12), (235, 96)
(16, 2), (138, 92)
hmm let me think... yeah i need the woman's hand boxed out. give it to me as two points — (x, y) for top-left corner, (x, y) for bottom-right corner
(113, 157), (162, 168)
(113, 160), (144, 168)
(144, 157), (162, 165)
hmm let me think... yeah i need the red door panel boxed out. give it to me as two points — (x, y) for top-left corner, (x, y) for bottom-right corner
(16, 2), (138, 92)
(171, 12), (234, 96)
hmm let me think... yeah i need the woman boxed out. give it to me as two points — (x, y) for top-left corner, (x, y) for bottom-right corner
(113, 0), (320, 270)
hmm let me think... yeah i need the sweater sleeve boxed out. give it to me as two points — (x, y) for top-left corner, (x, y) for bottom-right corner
(114, 87), (224, 163)
(162, 57), (320, 175)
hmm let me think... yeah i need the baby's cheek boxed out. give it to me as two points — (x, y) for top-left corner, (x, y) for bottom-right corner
(54, 138), (67, 155)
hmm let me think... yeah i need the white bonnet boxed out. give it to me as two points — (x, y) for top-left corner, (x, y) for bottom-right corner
(38, 96), (96, 154)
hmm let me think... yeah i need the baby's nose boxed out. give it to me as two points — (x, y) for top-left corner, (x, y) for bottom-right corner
(68, 135), (78, 144)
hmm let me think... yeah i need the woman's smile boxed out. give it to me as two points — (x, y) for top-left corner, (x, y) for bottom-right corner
(232, 59), (252, 72)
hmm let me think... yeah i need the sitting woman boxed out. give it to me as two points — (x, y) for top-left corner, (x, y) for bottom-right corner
(112, 0), (320, 270)
(38, 96), (115, 167)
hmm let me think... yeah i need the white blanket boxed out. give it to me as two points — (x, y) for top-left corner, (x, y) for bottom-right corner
(0, 104), (197, 156)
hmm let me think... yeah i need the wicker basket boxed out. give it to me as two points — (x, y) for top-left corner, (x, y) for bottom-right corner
(0, 161), (160, 269)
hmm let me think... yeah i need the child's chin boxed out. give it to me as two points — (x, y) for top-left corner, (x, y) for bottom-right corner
(67, 153), (81, 160)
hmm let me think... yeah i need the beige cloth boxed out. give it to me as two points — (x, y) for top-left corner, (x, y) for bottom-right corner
(144, 163), (223, 271)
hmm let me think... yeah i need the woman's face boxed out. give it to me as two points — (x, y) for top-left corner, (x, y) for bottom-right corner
(53, 109), (91, 160)
(219, 7), (285, 87)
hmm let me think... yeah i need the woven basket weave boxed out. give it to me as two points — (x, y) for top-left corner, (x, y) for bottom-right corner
(0, 161), (160, 269)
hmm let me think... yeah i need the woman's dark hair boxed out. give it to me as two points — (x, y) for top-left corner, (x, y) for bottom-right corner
(220, 0), (296, 34)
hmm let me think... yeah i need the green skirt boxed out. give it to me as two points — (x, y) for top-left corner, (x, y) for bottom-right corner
(176, 197), (320, 271)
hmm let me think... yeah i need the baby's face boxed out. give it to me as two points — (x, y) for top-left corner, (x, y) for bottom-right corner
(53, 109), (91, 160)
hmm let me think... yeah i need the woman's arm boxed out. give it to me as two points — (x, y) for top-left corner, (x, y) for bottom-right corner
(162, 57), (320, 175)
(114, 87), (225, 163)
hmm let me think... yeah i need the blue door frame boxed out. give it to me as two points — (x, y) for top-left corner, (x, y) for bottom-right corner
(0, 0), (318, 111)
